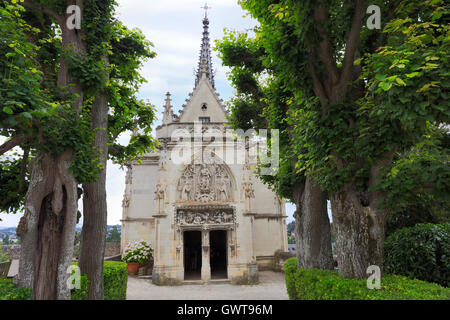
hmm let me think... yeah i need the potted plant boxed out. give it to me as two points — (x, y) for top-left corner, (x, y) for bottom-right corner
(0, 244), (11, 279)
(122, 240), (153, 275)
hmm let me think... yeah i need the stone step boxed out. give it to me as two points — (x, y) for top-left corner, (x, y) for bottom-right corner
(183, 278), (230, 285)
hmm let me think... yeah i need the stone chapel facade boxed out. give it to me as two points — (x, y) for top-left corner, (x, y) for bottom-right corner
(121, 14), (288, 285)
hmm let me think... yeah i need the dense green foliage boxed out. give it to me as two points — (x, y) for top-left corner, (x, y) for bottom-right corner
(284, 256), (298, 299)
(0, 261), (128, 300)
(285, 258), (450, 300)
(384, 223), (450, 287)
(386, 202), (448, 237)
(217, 0), (449, 207)
(102, 261), (128, 300)
(72, 261), (128, 300)
(0, 1), (157, 214)
(217, 0), (449, 277)
(0, 279), (32, 300)
(0, 3), (42, 214)
(0, 2), (47, 133)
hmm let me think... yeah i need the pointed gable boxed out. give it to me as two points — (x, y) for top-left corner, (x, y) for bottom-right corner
(157, 8), (228, 128)
(178, 72), (228, 123)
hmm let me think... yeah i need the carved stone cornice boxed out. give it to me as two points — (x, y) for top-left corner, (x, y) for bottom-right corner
(121, 218), (155, 223)
(175, 206), (236, 227)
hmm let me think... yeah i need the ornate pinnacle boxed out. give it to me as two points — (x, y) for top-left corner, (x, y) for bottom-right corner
(162, 92), (173, 125)
(195, 7), (215, 88)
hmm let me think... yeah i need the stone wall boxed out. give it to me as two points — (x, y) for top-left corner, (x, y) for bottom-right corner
(2, 243), (121, 260)
(104, 242), (121, 257)
(1, 245), (21, 260)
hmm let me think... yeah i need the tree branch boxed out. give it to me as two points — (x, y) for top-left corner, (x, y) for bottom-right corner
(19, 0), (65, 26)
(313, 1), (340, 85)
(340, 0), (365, 87)
(0, 135), (27, 156)
(308, 57), (328, 108)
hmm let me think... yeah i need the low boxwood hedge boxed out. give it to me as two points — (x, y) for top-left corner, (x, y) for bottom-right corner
(72, 261), (128, 300)
(284, 257), (450, 300)
(103, 261), (128, 300)
(0, 261), (128, 300)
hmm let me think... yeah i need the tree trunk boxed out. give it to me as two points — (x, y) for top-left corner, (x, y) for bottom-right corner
(17, 152), (79, 300)
(293, 178), (334, 270)
(79, 90), (109, 300)
(330, 187), (387, 279)
(16, 1), (86, 300)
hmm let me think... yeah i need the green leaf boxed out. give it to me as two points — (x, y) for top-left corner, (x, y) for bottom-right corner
(3, 106), (13, 115)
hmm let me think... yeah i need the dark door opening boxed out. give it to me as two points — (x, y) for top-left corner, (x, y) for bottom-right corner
(210, 230), (228, 279)
(184, 231), (202, 280)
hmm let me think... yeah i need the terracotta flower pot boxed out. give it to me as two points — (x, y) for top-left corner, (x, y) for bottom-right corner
(127, 262), (141, 275)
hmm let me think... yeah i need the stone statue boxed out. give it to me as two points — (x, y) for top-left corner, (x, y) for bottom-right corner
(216, 176), (228, 201)
(243, 182), (255, 199)
(181, 181), (192, 201)
(122, 194), (130, 208)
(155, 184), (165, 214)
(198, 164), (212, 192)
(155, 184), (165, 200)
(243, 181), (255, 212)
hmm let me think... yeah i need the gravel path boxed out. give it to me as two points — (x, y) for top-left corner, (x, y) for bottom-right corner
(127, 271), (289, 300)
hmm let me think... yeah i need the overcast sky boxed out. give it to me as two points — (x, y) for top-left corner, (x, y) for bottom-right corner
(0, 1), (299, 228)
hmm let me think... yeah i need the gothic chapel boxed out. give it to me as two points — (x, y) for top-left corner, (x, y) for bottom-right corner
(121, 12), (288, 285)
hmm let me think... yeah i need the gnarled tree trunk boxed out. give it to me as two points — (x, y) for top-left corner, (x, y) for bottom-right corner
(79, 90), (109, 300)
(16, 0), (86, 300)
(330, 186), (388, 279)
(293, 178), (334, 270)
(17, 152), (79, 300)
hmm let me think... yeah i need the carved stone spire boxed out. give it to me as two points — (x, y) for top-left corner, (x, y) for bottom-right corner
(195, 8), (215, 88)
(162, 92), (173, 125)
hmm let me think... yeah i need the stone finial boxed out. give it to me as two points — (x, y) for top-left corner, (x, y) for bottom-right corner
(162, 92), (173, 125)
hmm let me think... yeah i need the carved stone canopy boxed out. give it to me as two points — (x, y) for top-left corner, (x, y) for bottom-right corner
(177, 163), (234, 203)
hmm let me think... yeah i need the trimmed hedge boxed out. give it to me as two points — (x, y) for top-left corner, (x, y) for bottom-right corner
(284, 257), (450, 300)
(384, 223), (450, 287)
(0, 261), (128, 300)
(72, 261), (128, 300)
(103, 261), (128, 300)
(0, 279), (32, 300)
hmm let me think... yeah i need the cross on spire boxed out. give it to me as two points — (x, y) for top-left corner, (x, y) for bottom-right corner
(195, 3), (215, 88)
(201, 3), (211, 17)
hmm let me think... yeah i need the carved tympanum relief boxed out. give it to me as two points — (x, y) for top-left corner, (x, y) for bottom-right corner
(177, 163), (233, 203)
